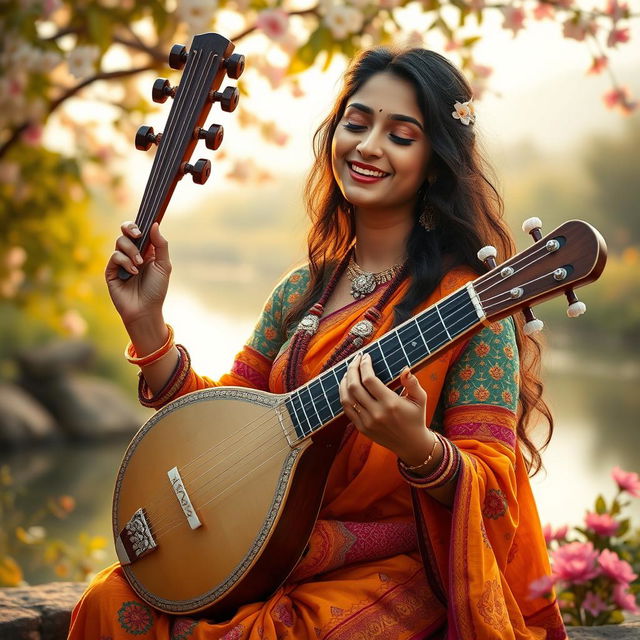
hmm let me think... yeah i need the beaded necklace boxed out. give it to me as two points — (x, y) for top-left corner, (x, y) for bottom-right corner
(284, 248), (409, 391)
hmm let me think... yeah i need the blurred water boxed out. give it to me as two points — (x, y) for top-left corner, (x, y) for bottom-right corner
(2, 296), (639, 585)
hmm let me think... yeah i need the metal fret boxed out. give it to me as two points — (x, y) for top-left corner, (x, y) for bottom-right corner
(435, 302), (452, 341)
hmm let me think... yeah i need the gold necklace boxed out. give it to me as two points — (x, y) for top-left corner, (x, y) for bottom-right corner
(346, 253), (404, 300)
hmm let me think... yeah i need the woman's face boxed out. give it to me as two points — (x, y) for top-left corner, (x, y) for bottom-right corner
(331, 72), (431, 218)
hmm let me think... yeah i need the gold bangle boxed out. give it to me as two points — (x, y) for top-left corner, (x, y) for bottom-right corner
(125, 324), (174, 367)
(399, 431), (438, 472)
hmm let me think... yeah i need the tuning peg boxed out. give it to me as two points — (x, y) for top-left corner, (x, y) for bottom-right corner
(522, 306), (544, 336)
(209, 86), (239, 113)
(197, 124), (224, 150)
(169, 44), (187, 70)
(135, 125), (161, 151)
(225, 53), (245, 79)
(477, 245), (497, 269)
(152, 78), (176, 104)
(566, 289), (586, 318)
(183, 158), (211, 184)
(523, 217), (543, 242)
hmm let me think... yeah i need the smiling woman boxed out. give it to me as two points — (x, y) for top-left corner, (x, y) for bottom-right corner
(69, 46), (566, 640)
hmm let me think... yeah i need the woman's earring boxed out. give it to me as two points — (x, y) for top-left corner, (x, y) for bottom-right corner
(418, 187), (436, 231)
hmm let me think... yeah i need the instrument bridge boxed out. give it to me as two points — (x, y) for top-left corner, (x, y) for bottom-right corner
(168, 466), (202, 530)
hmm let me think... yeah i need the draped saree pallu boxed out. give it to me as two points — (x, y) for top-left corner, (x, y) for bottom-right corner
(68, 267), (566, 640)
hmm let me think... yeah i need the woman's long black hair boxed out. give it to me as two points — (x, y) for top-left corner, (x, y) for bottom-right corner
(284, 46), (553, 475)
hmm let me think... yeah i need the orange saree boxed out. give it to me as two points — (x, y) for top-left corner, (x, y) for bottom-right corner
(68, 267), (566, 640)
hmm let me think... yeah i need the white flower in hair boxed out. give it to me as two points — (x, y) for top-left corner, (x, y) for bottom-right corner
(451, 98), (476, 125)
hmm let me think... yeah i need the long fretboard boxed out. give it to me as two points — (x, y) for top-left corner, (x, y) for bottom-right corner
(284, 284), (482, 440)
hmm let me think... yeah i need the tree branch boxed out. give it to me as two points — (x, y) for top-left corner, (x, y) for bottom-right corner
(0, 65), (155, 160)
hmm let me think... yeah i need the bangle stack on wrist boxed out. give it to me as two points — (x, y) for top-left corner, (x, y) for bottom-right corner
(138, 344), (191, 408)
(397, 432), (462, 490)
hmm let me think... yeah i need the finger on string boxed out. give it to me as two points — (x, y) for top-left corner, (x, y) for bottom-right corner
(345, 353), (377, 409)
(358, 352), (393, 401)
(399, 366), (427, 407)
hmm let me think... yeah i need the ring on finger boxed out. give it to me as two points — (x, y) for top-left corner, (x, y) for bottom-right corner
(352, 402), (360, 414)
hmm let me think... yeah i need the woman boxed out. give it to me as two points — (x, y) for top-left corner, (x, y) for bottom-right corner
(68, 46), (566, 639)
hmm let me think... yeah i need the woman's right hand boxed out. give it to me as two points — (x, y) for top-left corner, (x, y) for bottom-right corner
(105, 221), (172, 327)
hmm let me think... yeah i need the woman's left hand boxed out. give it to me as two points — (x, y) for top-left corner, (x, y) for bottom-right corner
(339, 352), (432, 463)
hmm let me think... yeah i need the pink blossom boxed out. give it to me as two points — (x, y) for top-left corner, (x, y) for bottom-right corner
(533, 3), (554, 20)
(256, 9), (289, 42)
(598, 549), (638, 584)
(603, 87), (638, 114)
(587, 56), (608, 75)
(612, 467), (640, 496)
(582, 591), (608, 617)
(613, 584), (640, 614)
(528, 574), (556, 599)
(607, 27), (630, 48)
(606, 0), (629, 22)
(585, 512), (619, 537)
(501, 6), (526, 36)
(551, 541), (600, 583)
(543, 523), (568, 544)
(562, 17), (598, 42)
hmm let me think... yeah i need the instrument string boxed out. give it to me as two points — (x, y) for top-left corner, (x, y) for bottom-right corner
(472, 242), (555, 297)
(128, 263), (560, 534)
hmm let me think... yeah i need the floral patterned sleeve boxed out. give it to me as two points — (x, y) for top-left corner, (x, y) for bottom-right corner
(139, 266), (310, 408)
(432, 318), (520, 532)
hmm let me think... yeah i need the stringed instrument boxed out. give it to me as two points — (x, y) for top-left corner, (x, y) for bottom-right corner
(117, 32), (244, 280)
(113, 132), (607, 622)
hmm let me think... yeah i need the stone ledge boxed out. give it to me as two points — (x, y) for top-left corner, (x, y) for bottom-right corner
(1, 583), (638, 639)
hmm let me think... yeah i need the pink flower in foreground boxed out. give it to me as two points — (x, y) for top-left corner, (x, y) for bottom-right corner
(612, 467), (640, 497)
(613, 584), (640, 614)
(582, 591), (608, 617)
(256, 9), (289, 42)
(551, 541), (600, 583)
(528, 574), (556, 599)
(543, 523), (568, 544)
(598, 549), (638, 584)
(607, 27), (630, 48)
(585, 512), (619, 537)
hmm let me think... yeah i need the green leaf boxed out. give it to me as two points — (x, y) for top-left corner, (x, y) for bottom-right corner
(86, 8), (112, 54)
(617, 518), (630, 537)
(611, 499), (621, 516)
(595, 494), (607, 515)
(287, 26), (333, 75)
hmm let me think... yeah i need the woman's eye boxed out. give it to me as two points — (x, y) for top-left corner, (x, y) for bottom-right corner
(342, 122), (415, 145)
(389, 133), (414, 146)
(343, 122), (366, 131)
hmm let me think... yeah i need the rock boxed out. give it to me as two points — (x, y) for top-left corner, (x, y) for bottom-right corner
(567, 617), (640, 639)
(0, 383), (58, 447)
(0, 582), (86, 640)
(15, 341), (95, 379)
(20, 374), (144, 439)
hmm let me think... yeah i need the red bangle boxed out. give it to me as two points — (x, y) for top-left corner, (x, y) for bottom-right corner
(126, 324), (174, 367)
